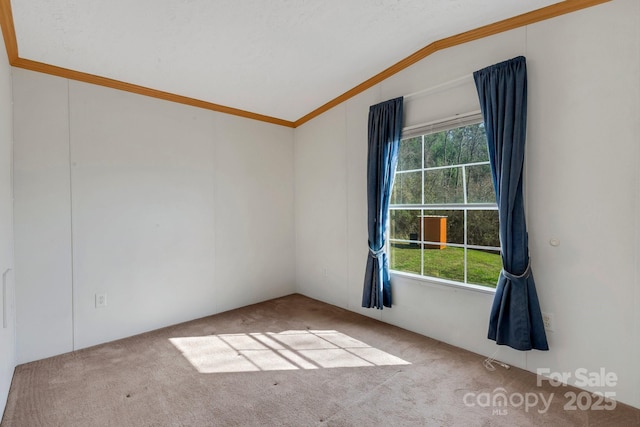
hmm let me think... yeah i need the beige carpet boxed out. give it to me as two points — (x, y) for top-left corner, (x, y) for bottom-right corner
(2, 294), (638, 426)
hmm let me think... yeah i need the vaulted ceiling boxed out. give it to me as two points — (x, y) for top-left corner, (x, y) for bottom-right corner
(0, 0), (605, 126)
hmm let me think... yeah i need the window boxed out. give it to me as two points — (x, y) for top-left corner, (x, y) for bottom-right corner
(388, 113), (501, 288)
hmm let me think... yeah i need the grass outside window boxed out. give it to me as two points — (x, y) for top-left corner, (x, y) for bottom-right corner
(389, 244), (501, 288)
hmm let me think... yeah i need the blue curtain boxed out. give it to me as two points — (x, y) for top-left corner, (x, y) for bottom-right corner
(473, 57), (548, 351)
(362, 97), (403, 309)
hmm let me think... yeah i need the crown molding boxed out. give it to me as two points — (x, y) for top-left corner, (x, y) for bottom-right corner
(294, 0), (611, 127)
(0, 0), (294, 127)
(0, 0), (611, 128)
(12, 56), (296, 127)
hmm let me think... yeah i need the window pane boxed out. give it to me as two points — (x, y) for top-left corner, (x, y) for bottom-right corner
(467, 249), (501, 288)
(424, 168), (463, 204)
(389, 242), (421, 274)
(424, 131), (449, 168)
(424, 123), (488, 168)
(423, 247), (464, 282)
(423, 210), (463, 244)
(467, 164), (494, 203)
(468, 210), (500, 247)
(391, 171), (421, 204)
(397, 137), (422, 171)
(459, 123), (489, 164)
(389, 209), (420, 241)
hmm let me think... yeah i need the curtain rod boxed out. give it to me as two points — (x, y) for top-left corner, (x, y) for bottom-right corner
(404, 73), (473, 100)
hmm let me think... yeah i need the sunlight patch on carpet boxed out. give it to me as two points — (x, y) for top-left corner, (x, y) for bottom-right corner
(169, 330), (410, 373)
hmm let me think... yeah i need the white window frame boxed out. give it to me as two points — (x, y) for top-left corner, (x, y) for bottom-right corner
(388, 111), (500, 293)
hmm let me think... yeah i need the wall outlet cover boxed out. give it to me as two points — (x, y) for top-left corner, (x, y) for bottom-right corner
(95, 293), (107, 308)
(542, 312), (554, 332)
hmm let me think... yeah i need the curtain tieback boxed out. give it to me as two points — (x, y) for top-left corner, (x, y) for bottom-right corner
(368, 245), (385, 259)
(502, 260), (531, 281)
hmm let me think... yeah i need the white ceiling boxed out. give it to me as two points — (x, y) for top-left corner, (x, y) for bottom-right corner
(11, 0), (561, 122)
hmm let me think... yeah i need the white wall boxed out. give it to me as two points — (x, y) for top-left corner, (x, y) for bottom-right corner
(13, 71), (74, 361)
(295, 105), (348, 308)
(13, 70), (295, 361)
(213, 114), (295, 313)
(294, 0), (640, 408)
(0, 34), (15, 420)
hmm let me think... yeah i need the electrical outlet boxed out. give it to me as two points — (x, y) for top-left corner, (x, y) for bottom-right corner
(542, 312), (554, 332)
(95, 293), (107, 308)
(320, 266), (328, 278)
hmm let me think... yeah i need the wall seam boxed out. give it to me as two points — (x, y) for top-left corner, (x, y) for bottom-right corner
(290, 122), (296, 293)
(344, 100), (350, 309)
(66, 79), (75, 350)
(9, 62), (16, 374)
(634, 10), (640, 406)
(210, 112), (217, 314)
(292, 125), (298, 294)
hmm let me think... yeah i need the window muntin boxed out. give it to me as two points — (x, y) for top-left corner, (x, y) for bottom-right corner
(389, 115), (501, 288)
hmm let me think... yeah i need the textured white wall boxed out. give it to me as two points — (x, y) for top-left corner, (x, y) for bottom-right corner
(12, 70), (295, 360)
(213, 114), (295, 313)
(294, 0), (640, 408)
(294, 105), (348, 308)
(0, 34), (15, 420)
(524, 1), (640, 409)
(68, 82), (218, 349)
(13, 72), (74, 363)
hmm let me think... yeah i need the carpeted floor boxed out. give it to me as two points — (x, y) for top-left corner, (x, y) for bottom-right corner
(2, 294), (639, 426)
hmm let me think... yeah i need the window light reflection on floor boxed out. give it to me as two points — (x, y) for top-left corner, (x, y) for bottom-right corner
(169, 330), (410, 373)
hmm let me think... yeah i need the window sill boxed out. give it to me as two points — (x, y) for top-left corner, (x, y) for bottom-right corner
(390, 270), (497, 295)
